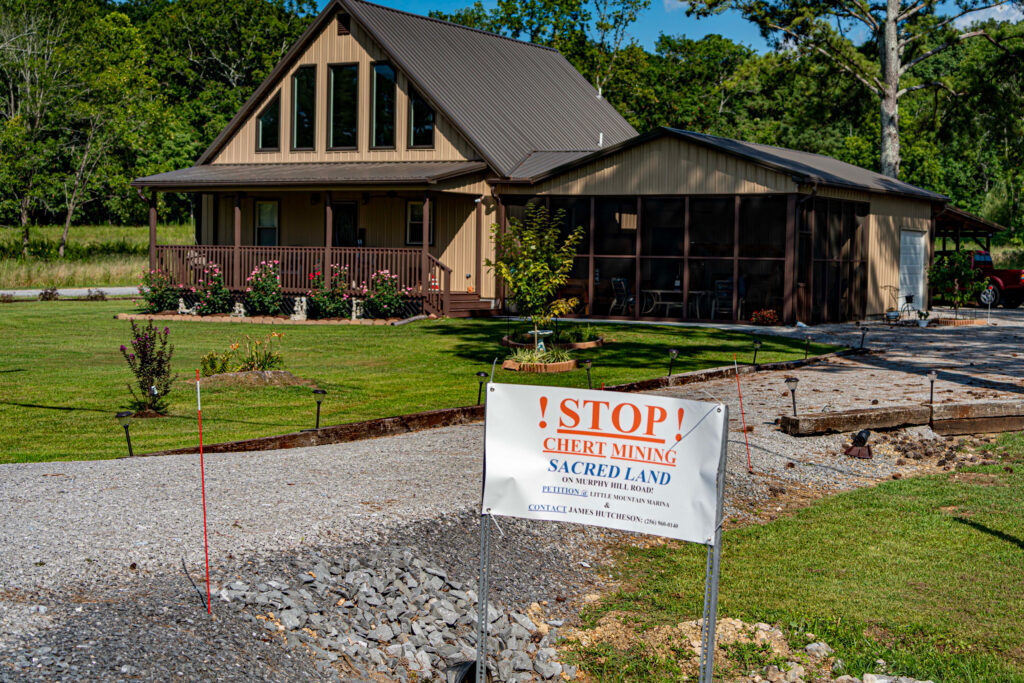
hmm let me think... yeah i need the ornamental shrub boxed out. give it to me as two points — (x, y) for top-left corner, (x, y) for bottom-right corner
(361, 269), (411, 319)
(195, 263), (232, 315)
(138, 269), (181, 313)
(119, 320), (175, 412)
(244, 260), (283, 316)
(307, 265), (352, 319)
(750, 309), (780, 326)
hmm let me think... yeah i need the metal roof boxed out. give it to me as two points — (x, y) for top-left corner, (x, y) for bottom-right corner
(132, 161), (487, 189)
(506, 150), (593, 179)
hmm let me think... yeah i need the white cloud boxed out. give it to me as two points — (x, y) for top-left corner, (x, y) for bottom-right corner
(953, 3), (1024, 28)
(663, 0), (685, 12)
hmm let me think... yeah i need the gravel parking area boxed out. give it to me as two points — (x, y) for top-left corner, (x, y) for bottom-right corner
(2, 310), (1022, 680)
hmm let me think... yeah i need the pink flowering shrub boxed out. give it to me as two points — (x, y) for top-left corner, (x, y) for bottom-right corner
(307, 265), (352, 319)
(138, 269), (181, 313)
(244, 260), (282, 316)
(361, 269), (412, 319)
(195, 263), (232, 315)
(119, 320), (175, 412)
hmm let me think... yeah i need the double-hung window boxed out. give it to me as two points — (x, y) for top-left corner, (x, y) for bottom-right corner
(405, 201), (434, 246)
(255, 201), (279, 246)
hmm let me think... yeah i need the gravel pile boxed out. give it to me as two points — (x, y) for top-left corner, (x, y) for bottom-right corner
(221, 547), (576, 682)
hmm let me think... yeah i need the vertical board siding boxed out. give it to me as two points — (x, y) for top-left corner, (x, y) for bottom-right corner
(212, 22), (478, 165)
(499, 137), (799, 196)
(867, 196), (933, 315)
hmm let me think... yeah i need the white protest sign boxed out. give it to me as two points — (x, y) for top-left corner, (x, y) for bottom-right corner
(482, 383), (726, 545)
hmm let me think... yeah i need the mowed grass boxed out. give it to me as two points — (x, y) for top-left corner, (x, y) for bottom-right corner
(0, 300), (835, 463)
(569, 458), (1024, 682)
(0, 224), (193, 289)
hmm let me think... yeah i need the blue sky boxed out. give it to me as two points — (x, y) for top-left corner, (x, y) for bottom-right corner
(336, 1), (1024, 53)
(345, 0), (772, 51)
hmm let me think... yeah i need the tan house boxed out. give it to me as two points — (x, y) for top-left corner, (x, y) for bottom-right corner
(133, 0), (997, 322)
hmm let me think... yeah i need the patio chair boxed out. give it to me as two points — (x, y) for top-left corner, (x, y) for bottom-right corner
(711, 278), (745, 320)
(609, 277), (635, 316)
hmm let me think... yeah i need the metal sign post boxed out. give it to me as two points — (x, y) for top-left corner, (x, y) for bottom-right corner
(471, 384), (729, 683)
(698, 405), (728, 683)
(981, 286), (995, 323)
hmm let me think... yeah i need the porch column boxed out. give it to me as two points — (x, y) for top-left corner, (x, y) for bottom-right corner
(421, 194), (431, 292)
(148, 191), (157, 273)
(587, 197), (595, 316)
(634, 196), (642, 320)
(733, 195), (740, 322)
(324, 191), (333, 289)
(783, 194), (797, 324)
(233, 193), (242, 290)
(475, 197), (483, 294)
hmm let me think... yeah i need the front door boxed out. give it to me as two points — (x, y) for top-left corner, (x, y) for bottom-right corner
(332, 202), (358, 247)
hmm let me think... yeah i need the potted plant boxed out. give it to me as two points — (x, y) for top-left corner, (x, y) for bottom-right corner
(885, 307), (899, 322)
(917, 310), (930, 327)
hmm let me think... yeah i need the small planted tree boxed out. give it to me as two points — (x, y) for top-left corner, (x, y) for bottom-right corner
(487, 204), (585, 347)
(927, 250), (986, 317)
(119, 320), (175, 412)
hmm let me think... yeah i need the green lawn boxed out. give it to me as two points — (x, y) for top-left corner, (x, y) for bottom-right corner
(2, 223), (194, 247)
(568, 454), (1024, 682)
(0, 300), (835, 463)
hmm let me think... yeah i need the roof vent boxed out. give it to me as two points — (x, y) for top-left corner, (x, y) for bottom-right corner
(337, 13), (351, 35)
(598, 132), (604, 148)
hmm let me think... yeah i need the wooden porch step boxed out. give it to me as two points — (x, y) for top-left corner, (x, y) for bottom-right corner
(445, 294), (498, 318)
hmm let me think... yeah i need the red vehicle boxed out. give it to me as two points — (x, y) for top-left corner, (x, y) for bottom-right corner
(969, 251), (1024, 308)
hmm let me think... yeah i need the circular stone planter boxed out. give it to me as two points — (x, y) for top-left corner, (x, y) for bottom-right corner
(501, 359), (579, 373)
(501, 335), (604, 350)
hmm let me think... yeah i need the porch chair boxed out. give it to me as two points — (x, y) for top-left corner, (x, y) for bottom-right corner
(608, 277), (635, 316)
(711, 278), (745, 320)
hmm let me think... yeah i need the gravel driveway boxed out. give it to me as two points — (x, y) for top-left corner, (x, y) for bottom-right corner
(2, 309), (1021, 680)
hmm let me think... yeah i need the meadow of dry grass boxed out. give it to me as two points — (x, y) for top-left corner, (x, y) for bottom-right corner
(0, 224), (192, 289)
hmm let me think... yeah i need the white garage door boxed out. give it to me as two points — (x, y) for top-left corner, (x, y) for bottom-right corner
(899, 230), (928, 307)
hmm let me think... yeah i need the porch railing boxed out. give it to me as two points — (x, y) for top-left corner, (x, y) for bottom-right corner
(153, 244), (452, 315)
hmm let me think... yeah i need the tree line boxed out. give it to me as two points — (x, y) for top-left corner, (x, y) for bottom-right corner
(1, 0), (1022, 256)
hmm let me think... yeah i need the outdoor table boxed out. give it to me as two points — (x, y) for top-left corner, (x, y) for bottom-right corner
(641, 289), (686, 316)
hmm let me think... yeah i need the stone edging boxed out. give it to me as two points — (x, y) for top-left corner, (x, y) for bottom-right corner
(930, 317), (986, 327)
(139, 348), (861, 457)
(500, 335), (604, 350)
(501, 359), (579, 373)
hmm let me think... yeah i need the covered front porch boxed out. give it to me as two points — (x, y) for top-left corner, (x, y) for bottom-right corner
(134, 164), (497, 317)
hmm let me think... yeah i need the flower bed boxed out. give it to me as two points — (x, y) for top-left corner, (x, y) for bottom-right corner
(931, 317), (986, 327)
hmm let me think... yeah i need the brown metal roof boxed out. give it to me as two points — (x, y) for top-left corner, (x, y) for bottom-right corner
(506, 150), (593, 179)
(344, 0), (637, 177)
(132, 161), (488, 189)
(507, 127), (948, 201)
(935, 205), (1007, 237)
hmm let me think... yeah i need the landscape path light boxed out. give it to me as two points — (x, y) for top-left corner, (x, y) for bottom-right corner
(116, 411), (134, 457)
(860, 325), (868, 350)
(312, 389), (326, 430)
(804, 336), (811, 360)
(668, 348), (679, 377)
(784, 376), (799, 416)
(752, 339), (762, 366)
(476, 371), (489, 406)
(582, 359), (592, 390)
(927, 370), (938, 427)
